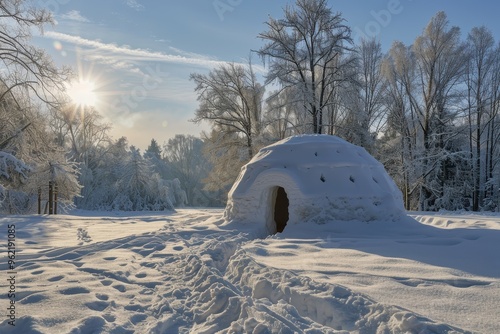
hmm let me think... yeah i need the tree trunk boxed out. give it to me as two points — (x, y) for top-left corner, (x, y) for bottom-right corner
(312, 105), (318, 134)
(247, 135), (253, 159)
(474, 107), (481, 211)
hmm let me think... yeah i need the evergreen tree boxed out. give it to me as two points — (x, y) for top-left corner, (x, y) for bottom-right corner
(144, 138), (162, 160)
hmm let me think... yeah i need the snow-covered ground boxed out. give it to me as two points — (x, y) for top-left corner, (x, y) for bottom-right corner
(0, 209), (499, 333)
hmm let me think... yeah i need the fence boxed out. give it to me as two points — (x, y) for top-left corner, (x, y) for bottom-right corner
(38, 181), (58, 214)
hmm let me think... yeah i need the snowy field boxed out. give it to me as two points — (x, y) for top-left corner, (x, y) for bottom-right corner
(0, 209), (499, 333)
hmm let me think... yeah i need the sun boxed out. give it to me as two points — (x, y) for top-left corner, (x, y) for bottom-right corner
(66, 80), (98, 107)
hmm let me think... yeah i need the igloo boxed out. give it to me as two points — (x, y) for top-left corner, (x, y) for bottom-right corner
(224, 135), (405, 235)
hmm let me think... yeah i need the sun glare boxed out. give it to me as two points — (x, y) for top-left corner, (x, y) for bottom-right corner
(66, 80), (98, 107)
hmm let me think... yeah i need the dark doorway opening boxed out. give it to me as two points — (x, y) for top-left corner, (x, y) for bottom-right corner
(274, 187), (289, 233)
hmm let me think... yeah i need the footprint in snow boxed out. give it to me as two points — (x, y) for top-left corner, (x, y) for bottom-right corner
(70, 316), (106, 333)
(22, 263), (41, 270)
(48, 275), (64, 282)
(20, 293), (47, 304)
(100, 279), (113, 286)
(112, 284), (126, 293)
(102, 314), (116, 322)
(96, 293), (109, 301)
(60, 287), (90, 295)
(130, 313), (148, 325)
(125, 304), (143, 312)
(85, 301), (109, 312)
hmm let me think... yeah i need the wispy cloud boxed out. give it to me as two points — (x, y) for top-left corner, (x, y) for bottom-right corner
(81, 54), (142, 74)
(60, 10), (90, 23)
(44, 31), (230, 69)
(44, 32), (266, 74)
(126, 0), (144, 11)
(168, 46), (218, 62)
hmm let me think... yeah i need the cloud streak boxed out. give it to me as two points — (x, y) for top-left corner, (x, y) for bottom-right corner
(44, 31), (266, 74)
(44, 31), (232, 69)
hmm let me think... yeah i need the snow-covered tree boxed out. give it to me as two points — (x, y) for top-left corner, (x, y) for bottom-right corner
(0, 151), (31, 212)
(257, 0), (353, 134)
(411, 12), (467, 210)
(380, 12), (467, 211)
(27, 157), (81, 212)
(0, 82), (81, 213)
(200, 130), (247, 204)
(349, 38), (387, 153)
(163, 135), (211, 206)
(191, 62), (264, 159)
(144, 138), (162, 160)
(0, 0), (70, 106)
(264, 86), (314, 138)
(75, 137), (127, 210)
(379, 42), (418, 210)
(114, 147), (175, 211)
(464, 26), (498, 210)
(48, 104), (111, 165)
(144, 138), (169, 178)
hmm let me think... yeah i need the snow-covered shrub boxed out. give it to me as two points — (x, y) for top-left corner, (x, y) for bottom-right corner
(0, 152), (31, 180)
(0, 188), (36, 214)
(164, 178), (187, 208)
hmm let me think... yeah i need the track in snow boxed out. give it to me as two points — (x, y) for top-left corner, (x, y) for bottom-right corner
(0, 212), (469, 333)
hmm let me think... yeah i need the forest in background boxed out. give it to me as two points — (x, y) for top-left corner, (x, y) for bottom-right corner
(1, 0), (500, 213)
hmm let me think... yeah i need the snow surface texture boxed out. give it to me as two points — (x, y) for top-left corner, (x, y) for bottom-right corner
(1, 209), (498, 333)
(224, 135), (405, 236)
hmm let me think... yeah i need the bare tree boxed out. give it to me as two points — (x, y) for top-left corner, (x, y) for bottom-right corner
(485, 43), (500, 210)
(0, 0), (70, 106)
(48, 104), (111, 165)
(264, 87), (308, 139)
(381, 41), (418, 209)
(257, 0), (353, 134)
(387, 12), (466, 210)
(354, 38), (387, 151)
(190, 62), (264, 159)
(464, 26), (496, 210)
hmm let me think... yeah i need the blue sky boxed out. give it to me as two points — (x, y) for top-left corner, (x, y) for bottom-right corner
(33, 0), (500, 150)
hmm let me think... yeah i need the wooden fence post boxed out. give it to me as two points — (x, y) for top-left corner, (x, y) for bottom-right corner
(48, 181), (53, 215)
(38, 187), (42, 214)
(54, 183), (58, 215)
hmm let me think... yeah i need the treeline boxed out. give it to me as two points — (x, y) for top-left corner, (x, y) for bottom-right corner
(2, 0), (500, 213)
(191, 0), (500, 212)
(2, 87), (216, 213)
(0, 1), (215, 213)
(1, 93), (216, 213)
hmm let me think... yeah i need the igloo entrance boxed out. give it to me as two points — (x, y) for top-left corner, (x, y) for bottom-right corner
(273, 187), (289, 233)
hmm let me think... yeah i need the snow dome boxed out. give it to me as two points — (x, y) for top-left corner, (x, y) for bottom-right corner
(224, 135), (405, 235)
